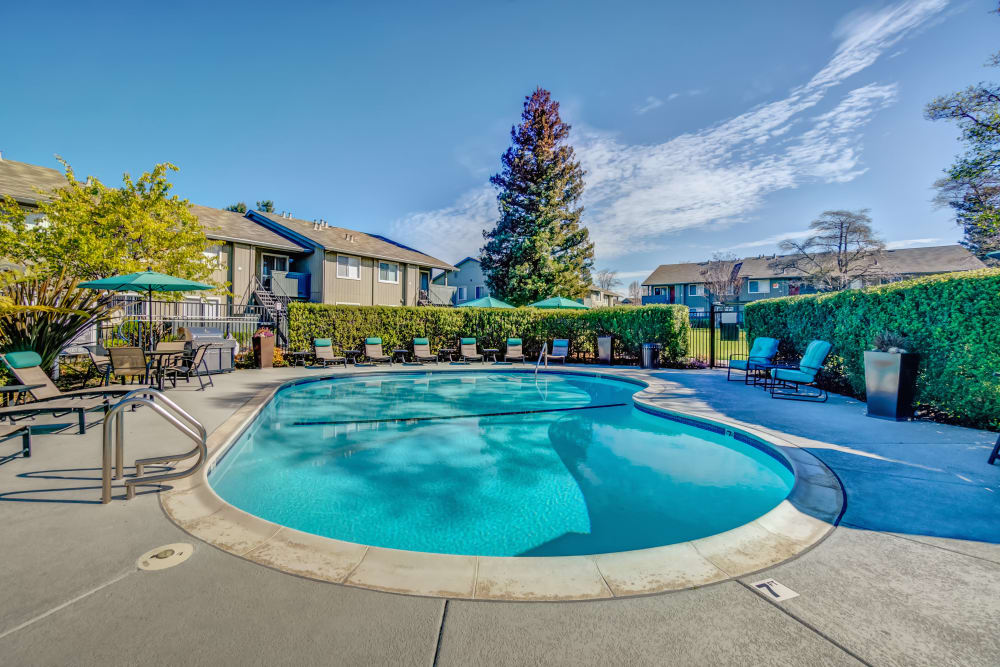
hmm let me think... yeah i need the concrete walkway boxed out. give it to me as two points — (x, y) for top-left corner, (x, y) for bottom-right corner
(1, 366), (997, 666)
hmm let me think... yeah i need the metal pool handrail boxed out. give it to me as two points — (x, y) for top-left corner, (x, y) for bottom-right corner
(101, 388), (207, 504)
(535, 342), (548, 375)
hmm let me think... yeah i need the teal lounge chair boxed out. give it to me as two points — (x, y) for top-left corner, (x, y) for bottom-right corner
(767, 340), (833, 402)
(504, 338), (525, 363)
(546, 339), (569, 364)
(0, 351), (131, 433)
(313, 338), (347, 368)
(363, 337), (392, 365)
(728, 337), (779, 384)
(459, 338), (484, 363)
(411, 338), (438, 364)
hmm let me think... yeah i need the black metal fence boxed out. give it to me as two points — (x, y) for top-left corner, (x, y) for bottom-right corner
(96, 297), (275, 350)
(687, 303), (747, 367)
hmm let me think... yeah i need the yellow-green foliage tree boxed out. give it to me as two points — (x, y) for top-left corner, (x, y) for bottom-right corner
(0, 159), (220, 284)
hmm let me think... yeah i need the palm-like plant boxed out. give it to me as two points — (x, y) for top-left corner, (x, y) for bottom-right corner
(0, 269), (119, 371)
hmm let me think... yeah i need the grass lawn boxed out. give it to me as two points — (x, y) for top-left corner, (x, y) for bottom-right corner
(687, 326), (747, 365)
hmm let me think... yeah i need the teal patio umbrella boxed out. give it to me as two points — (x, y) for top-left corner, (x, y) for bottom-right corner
(78, 270), (214, 350)
(456, 295), (514, 308)
(527, 296), (589, 309)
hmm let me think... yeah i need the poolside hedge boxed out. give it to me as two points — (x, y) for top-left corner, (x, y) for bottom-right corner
(288, 303), (689, 364)
(744, 269), (1000, 429)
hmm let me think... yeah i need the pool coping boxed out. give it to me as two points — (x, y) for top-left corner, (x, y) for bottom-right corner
(158, 366), (846, 602)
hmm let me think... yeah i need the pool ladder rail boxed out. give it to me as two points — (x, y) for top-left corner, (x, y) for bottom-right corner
(535, 342), (548, 375)
(101, 387), (207, 504)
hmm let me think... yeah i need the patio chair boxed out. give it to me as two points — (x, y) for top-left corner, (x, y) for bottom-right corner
(313, 338), (348, 368)
(82, 344), (112, 387)
(459, 338), (484, 363)
(727, 337), (779, 384)
(504, 338), (525, 363)
(109, 347), (155, 385)
(0, 351), (131, 433)
(546, 339), (569, 364)
(170, 343), (215, 390)
(411, 338), (438, 364)
(362, 337), (392, 365)
(155, 341), (189, 388)
(766, 340), (833, 402)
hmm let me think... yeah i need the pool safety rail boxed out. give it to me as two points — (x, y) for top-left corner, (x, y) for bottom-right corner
(535, 342), (547, 374)
(101, 387), (207, 504)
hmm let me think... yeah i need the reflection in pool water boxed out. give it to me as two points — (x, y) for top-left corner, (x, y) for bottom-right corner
(209, 372), (794, 557)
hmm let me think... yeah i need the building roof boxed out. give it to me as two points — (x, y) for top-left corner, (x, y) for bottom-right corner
(189, 205), (306, 253)
(644, 245), (986, 285)
(251, 211), (457, 270)
(0, 158), (68, 205)
(589, 284), (624, 298)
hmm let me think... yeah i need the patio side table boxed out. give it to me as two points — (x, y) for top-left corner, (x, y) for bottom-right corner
(438, 348), (456, 362)
(483, 348), (500, 363)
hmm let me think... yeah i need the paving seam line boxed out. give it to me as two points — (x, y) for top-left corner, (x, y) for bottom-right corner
(841, 522), (1000, 568)
(734, 579), (873, 666)
(431, 598), (449, 667)
(0, 571), (132, 642)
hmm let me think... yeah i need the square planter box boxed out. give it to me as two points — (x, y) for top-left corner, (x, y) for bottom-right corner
(864, 350), (919, 421)
(253, 336), (275, 369)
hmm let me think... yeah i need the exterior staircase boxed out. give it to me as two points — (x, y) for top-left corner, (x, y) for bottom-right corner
(251, 276), (289, 346)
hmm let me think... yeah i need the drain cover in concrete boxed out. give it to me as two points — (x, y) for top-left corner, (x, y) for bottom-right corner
(750, 579), (799, 602)
(137, 543), (194, 571)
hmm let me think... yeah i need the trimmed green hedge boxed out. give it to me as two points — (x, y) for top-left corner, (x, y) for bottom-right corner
(288, 303), (689, 364)
(745, 269), (1000, 429)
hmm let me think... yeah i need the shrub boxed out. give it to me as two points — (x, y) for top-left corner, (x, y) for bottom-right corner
(288, 303), (689, 364)
(745, 269), (1000, 429)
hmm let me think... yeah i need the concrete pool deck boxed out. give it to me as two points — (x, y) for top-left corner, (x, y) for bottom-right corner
(1, 365), (998, 665)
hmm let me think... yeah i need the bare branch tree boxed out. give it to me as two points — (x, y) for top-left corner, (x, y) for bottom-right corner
(627, 280), (641, 305)
(771, 210), (885, 291)
(594, 268), (621, 291)
(699, 252), (744, 303)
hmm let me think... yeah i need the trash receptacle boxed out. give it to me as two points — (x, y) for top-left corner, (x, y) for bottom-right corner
(641, 342), (661, 369)
(597, 336), (614, 365)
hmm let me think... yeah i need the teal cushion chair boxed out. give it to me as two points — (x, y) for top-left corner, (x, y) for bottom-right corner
(411, 338), (438, 364)
(767, 340), (833, 402)
(362, 337), (392, 365)
(727, 337), (779, 384)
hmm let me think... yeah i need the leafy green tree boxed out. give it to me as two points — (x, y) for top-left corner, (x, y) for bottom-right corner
(925, 9), (1000, 260)
(224, 201), (248, 213)
(256, 199), (275, 212)
(481, 87), (594, 305)
(0, 159), (220, 284)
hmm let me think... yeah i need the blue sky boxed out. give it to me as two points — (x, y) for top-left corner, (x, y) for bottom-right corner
(1, 0), (996, 285)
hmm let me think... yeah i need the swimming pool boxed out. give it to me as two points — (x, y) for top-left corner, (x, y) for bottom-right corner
(208, 371), (795, 557)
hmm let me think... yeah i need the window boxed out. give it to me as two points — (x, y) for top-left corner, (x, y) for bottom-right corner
(336, 255), (360, 280)
(203, 244), (224, 264)
(747, 280), (769, 294)
(378, 261), (399, 284)
(688, 284), (701, 297)
(261, 254), (289, 276)
(475, 286), (485, 299)
(457, 286), (467, 301)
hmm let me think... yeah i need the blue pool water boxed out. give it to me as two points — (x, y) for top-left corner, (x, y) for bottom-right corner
(209, 372), (794, 557)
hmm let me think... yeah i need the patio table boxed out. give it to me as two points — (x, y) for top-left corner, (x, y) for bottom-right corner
(438, 348), (456, 362)
(392, 349), (410, 363)
(289, 350), (312, 367)
(0, 384), (44, 407)
(483, 348), (500, 363)
(145, 350), (185, 391)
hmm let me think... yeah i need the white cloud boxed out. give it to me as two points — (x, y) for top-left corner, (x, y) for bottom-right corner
(390, 0), (949, 265)
(635, 96), (664, 115)
(886, 237), (946, 249)
(730, 230), (812, 250)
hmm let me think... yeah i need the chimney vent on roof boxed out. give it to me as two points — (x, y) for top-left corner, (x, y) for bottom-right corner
(0, 150), (4, 161)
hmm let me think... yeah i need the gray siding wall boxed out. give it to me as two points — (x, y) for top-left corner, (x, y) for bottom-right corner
(435, 260), (488, 303)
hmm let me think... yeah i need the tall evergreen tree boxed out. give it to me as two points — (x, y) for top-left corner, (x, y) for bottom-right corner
(481, 87), (594, 305)
(224, 201), (248, 213)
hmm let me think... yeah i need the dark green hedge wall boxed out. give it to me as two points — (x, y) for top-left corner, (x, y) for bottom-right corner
(745, 269), (1000, 429)
(288, 303), (689, 363)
